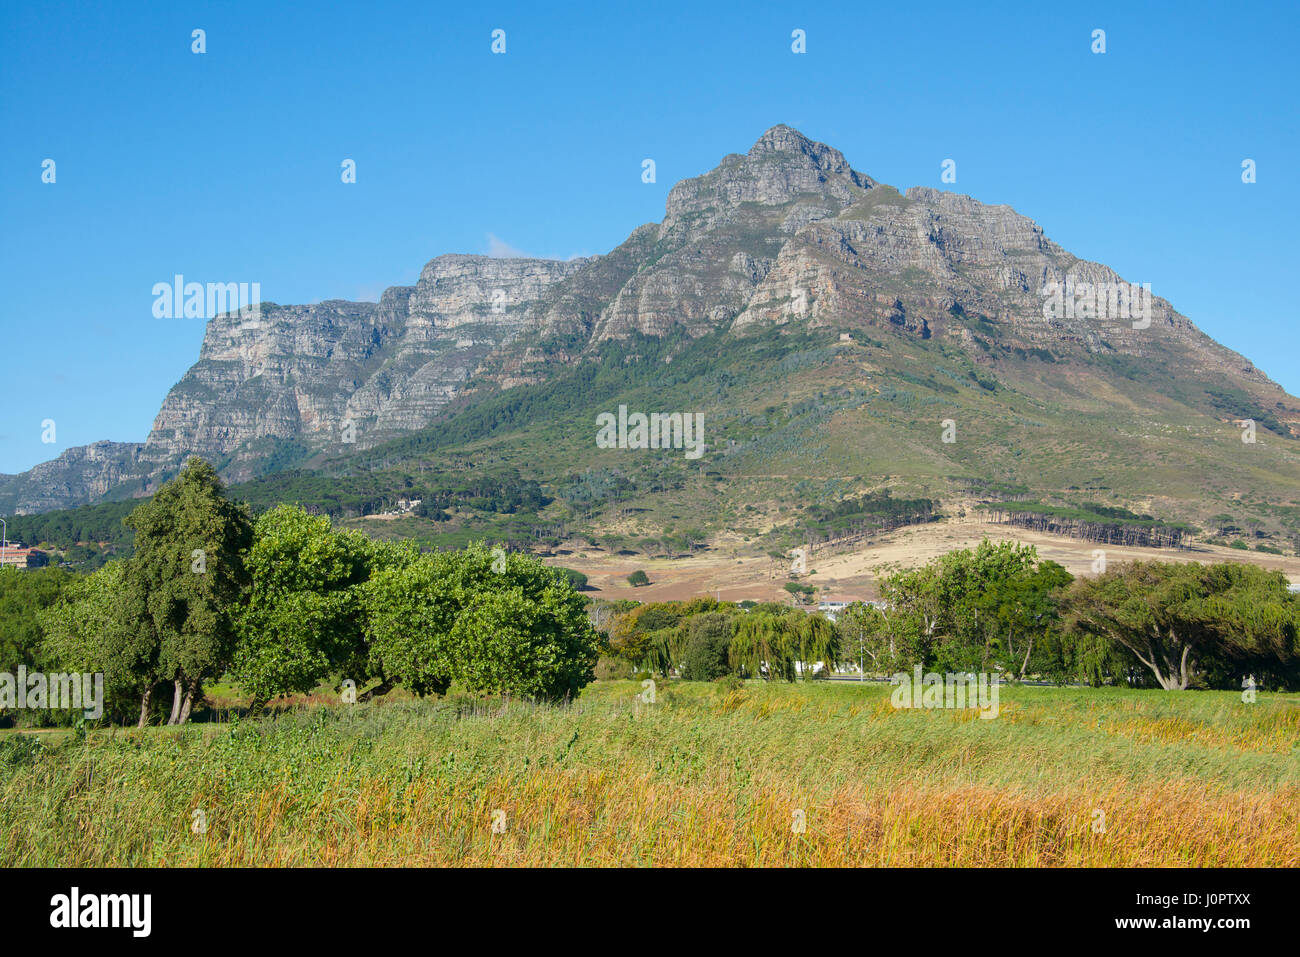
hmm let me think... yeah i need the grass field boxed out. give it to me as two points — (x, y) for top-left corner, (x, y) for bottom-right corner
(2, 680), (1297, 867)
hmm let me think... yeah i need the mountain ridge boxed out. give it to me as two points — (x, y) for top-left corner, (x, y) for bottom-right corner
(2, 124), (1292, 517)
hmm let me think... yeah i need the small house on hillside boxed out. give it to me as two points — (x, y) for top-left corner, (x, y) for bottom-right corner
(0, 545), (47, 569)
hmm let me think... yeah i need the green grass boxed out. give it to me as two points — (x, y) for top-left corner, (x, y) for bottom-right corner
(2, 680), (1296, 866)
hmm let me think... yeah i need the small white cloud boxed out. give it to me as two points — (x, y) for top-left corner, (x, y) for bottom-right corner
(486, 233), (531, 258)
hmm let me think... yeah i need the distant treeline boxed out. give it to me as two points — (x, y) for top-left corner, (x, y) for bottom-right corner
(797, 490), (938, 547)
(980, 502), (1193, 549)
(3, 500), (137, 552)
(235, 470), (552, 520)
(599, 540), (1300, 692)
(3, 470), (555, 557)
(950, 477), (1032, 501)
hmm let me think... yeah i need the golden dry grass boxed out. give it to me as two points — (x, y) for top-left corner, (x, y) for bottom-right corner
(2, 680), (1297, 866)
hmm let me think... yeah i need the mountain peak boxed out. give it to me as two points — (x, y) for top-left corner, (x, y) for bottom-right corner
(747, 124), (853, 176)
(664, 126), (874, 229)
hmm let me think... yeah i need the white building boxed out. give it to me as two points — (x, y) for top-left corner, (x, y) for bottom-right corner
(816, 598), (884, 622)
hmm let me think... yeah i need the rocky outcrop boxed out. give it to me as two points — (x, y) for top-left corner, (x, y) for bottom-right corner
(0, 442), (148, 515)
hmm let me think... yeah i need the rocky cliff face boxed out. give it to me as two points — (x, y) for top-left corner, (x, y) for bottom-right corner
(0, 442), (147, 515)
(2, 125), (1279, 513)
(143, 255), (585, 483)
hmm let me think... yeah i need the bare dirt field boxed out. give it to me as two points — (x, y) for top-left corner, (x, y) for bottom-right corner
(544, 518), (1300, 605)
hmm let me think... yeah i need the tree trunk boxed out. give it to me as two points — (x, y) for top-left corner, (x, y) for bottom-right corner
(1018, 633), (1034, 681)
(167, 679), (184, 725)
(177, 678), (199, 724)
(1177, 642), (1193, 691)
(358, 678), (394, 702)
(1115, 633), (1173, 689)
(137, 685), (153, 728)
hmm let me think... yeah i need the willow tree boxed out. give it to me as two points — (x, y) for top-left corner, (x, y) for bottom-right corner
(638, 627), (684, 676)
(730, 612), (797, 681)
(606, 597), (723, 673)
(793, 613), (839, 678)
(1199, 563), (1300, 689)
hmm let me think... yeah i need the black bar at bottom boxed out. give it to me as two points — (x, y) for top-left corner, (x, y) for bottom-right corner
(0, 866), (1277, 943)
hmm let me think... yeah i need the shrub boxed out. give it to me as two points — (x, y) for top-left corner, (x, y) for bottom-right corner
(627, 570), (650, 587)
(713, 674), (744, 692)
(557, 567), (589, 590)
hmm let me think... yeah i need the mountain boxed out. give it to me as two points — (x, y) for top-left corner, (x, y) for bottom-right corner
(5, 125), (1299, 545)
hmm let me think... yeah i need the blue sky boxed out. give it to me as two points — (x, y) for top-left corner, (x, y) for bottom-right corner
(1, 0), (1296, 474)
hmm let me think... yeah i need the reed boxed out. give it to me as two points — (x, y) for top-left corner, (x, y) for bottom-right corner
(2, 680), (1296, 866)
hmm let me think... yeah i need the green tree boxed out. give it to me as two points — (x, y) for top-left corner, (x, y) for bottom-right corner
(0, 565), (74, 673)
(123, 458), (252, 723)
(362, 551), (462, 696)
(679, 613), (735, 681)
(363, 542), (600, 700)
(980, 559), (1073, 679)
(835, 602), (893, 676)
(231, 505), (389, 703)
(792, 613), (839, 678)
(606, 597), (724, 672)
(1040, 626), (1132, 688)
(730, 611), (798, 681)
(877, 541), (1070, 675)
(451, 582), (597, 699)
(1065, 561), (1299, 690)
(783, 582), (807, 603)
(40, 561), (160, 724)
(557, 567), (589, 590)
